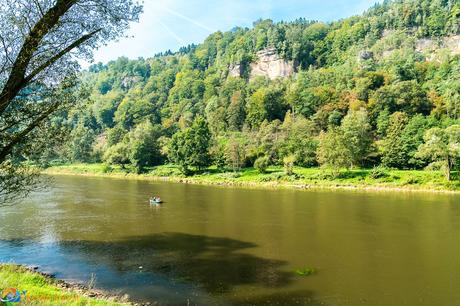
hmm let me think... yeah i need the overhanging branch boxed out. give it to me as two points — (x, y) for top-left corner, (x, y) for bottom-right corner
(23, 29), (101, 86)
(0, 0), (78, 115)
(0, 103), (60, 162)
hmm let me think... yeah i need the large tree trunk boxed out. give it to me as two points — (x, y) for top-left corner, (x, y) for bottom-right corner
(0, 0), (77, 115)
(0, 0), (100, 163)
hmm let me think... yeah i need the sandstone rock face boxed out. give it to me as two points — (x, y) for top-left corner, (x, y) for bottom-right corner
(414, 35), (460, 61)
(414, 35), (460, 54)
(228, 63), (243, 77)
(249, 48), (294, 80)
(443, 35), (460, 55)
(379, 35), (460, 61)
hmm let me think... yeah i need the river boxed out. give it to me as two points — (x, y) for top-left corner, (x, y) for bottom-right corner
(1, 175), (460, 305)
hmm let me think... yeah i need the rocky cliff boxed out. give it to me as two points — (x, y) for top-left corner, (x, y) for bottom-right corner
(250, 48), (295, 80)
(228, 48), (295, 80)
(378, 31), (460, 61)
(415, 35), (460, 60)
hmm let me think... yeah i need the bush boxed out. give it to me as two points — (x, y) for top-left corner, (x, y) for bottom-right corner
(101, 164), (113, 173)
(151, 166), (183, 177)
(218, 172), (241, 179)
(254, 156), (270, 174)
(368, 166), (389, 179)
(283, 155), (296, 176)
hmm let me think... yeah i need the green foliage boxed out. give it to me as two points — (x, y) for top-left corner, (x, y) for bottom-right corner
(279, 114), (318, 167)
(283, 155), (296, 176)
(381, 112), (409, 168)
(416, 125), (460, 180)
(0, 264), (126, 305)
(226, 136), (246, 172)
(369, 166), (390, 179)
(317, 129), (349, 176)
(246, 85), (287, 129)
(370, 81), (431, 117)
(44, 0), (460, 183)
(341, 108), (373, 167)
(67, 122), (96, 163)
(295, 267), (316, 277)
(254, 156), (270, 174)
(103, 142), (130, 168)
(169, 118), (212, 174)
(128, 121), (163, 172)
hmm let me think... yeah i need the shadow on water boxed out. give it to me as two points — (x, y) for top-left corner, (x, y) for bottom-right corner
(1, 233), (323, 305)
(59, 233), (292, 292)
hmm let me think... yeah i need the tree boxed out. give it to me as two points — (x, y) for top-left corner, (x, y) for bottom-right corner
(128, 121), (162, 173)
(254, 156), (270, 174)
(279, 115), (318, 167)
(169, 118), (211, 174)
(0, 161), (44, 205)
(246, 85), (286, 129)
(316, 129), (349, 176)
(398, 114), (436, 169)
(370, 81), (432, 117)
(226, 91), (246, 131)
(416, 125), (460, 181)
(340, 108), (373, 168)
(0, 0), (142, 202)
(283, 155), (296, 176)
(381, 112), (409, 168)
(103, 142), (130, 169)
(226, 137), (246, 172)
(317, 109), (372, 175)
(67, 122), (96, 162)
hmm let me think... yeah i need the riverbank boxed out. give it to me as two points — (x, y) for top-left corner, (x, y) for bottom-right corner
(43, 163), (460, 193)
(0, 264), (133, 305)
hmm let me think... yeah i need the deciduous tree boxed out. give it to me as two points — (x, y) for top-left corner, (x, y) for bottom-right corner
(416, 125), (460, 181)
(0, 0), (142, 202)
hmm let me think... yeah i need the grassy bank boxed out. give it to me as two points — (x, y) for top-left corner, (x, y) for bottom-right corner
(0, 264), (128, 305)
(43, 163), (460, 193)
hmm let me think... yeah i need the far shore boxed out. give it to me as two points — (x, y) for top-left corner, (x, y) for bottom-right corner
(42, 164), (460, 194)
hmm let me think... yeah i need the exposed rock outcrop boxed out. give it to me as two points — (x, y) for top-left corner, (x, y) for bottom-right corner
(378, 34), (460, 61)
(228, 48), (295, 80)
(358, 50), (374, 61)
(228, 63), (243, 78)
(443, 35), (460, 55)
(249, 48), (294, 80)
(414, 35), (460, 61)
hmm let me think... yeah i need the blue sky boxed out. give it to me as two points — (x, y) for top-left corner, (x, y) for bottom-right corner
(92, 0), (378, 64)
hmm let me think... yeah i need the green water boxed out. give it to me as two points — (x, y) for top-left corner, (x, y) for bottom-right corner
(1, 175), (460, 305)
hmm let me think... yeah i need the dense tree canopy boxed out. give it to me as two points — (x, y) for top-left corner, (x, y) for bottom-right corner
(22, 0), (460, 182)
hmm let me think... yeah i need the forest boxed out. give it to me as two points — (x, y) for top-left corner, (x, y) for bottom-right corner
(36, 0), (460, 181)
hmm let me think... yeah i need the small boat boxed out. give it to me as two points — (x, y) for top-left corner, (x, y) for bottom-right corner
(150, 197), (162, 205)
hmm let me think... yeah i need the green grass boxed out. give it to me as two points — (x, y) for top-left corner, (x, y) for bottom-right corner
(0, 264), (127, 306)
(43, 163), (460, 192)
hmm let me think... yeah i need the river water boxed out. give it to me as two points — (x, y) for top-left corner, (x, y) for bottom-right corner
(1, 175), (460, 305)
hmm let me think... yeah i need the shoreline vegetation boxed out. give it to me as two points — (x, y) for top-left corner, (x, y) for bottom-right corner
(43, 163), (460, 194)
(0, 264), (136, 306)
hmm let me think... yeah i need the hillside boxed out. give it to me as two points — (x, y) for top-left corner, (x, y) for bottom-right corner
(40, 0), (460, 179)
